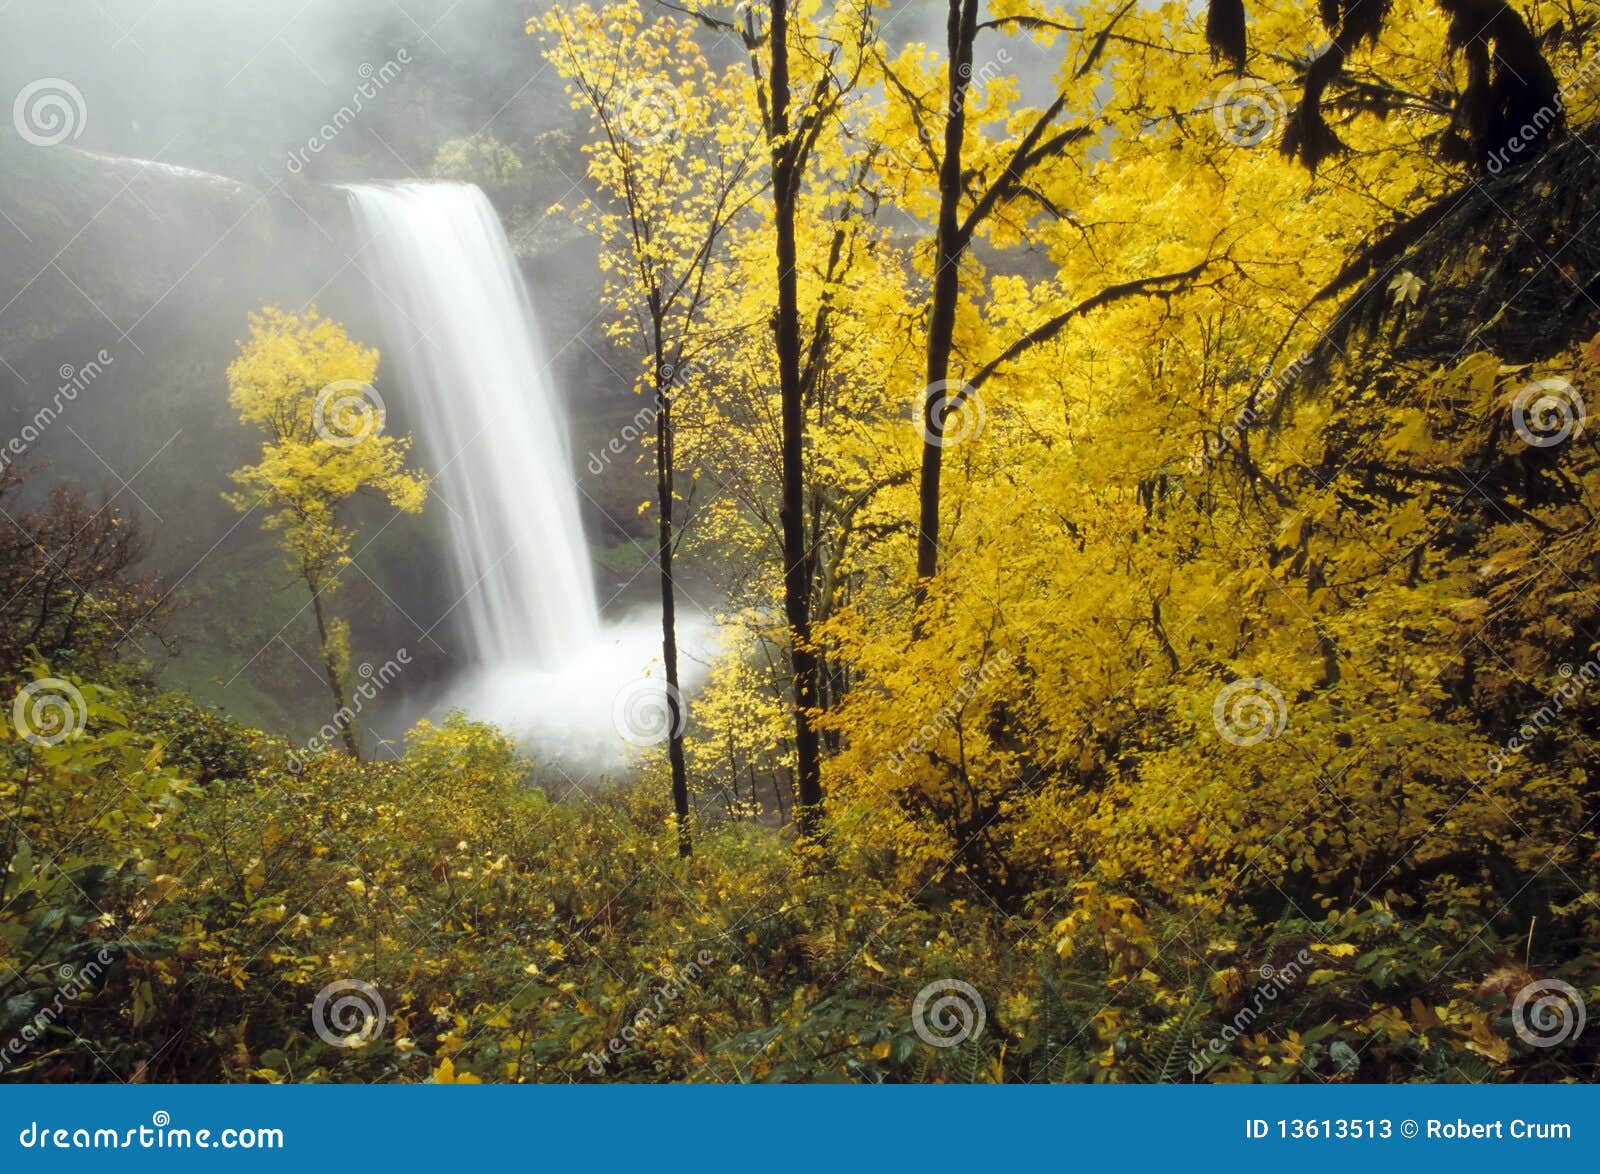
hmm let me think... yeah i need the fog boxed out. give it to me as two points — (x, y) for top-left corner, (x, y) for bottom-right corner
(0, 0), (562, 183)
(0, 0), (1064, 760)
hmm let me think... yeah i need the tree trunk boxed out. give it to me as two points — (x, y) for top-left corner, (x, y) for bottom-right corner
(307, 578), (359, 759)
(653, 336), (693, 858)
(770, 0), (824, 838)
(914, 0), (980, 607)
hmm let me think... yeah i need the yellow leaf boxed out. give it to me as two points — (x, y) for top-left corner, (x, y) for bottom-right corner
(1410, 998), (1441, 1032)
(1466, 1016), (1510, 1064)
(433, 1057), (483, 1084)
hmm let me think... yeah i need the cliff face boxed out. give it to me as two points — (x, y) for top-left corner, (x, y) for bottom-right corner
(1, 146), (263, 353)
(0, 149), (408, 732)
(0, 143), (655, 734)
(0, 142), (635, 526)
(0, 147), (394, 571)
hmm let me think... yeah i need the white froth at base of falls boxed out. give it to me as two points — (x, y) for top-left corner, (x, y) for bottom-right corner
(440, 610), (716, 777)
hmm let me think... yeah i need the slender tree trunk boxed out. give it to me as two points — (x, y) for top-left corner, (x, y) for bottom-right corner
(306, 576), (359, 758)
(914, 0), (980, 609)
(770, 0), (824, 838)
(653, 334), (692, 858)
(768, 753), (789, 820)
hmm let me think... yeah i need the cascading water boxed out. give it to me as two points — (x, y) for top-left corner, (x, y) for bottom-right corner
(342, 181), (601, 667)
(342, 181), (709, 767)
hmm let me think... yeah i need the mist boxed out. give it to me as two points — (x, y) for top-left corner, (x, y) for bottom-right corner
(0, 0), (1071, 755)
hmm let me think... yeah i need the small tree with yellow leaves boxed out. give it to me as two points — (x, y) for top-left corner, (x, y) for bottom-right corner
(225, 307), (428, 757)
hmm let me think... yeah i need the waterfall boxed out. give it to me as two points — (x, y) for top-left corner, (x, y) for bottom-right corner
(341, 182), (601, 670)
(341, 180), (710, 768)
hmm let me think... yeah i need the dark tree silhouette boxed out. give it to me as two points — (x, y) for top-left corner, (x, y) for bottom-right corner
(1208, 0), (1563, 171)
(0, 468), (163, 679)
